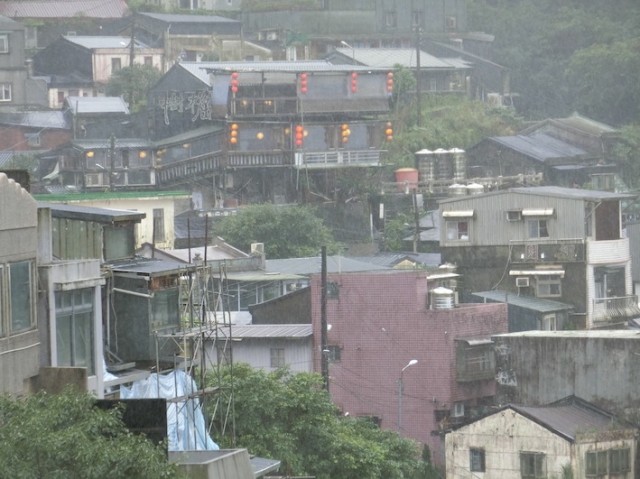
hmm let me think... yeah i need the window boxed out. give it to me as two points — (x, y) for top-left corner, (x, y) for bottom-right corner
(527, 219), (549, 238)
(10, 261), (34, 332)
(326, 345), (341, 362)
(384, 11), (397, 28)
(456, 341), (495, 382)
(541, 313), (556, 330)
(0, 83), (12, 102)
(429, 78), (438, 91)
(111, 57), (122, 73)
(55, 288), (95, 374)
(586, 450), (609, 477)
(446, 220), (469, 241)
(536, 275), (561, 298)
(270, 348), (285, 368)
(152, 208), (165, 242)
(507, 210), (523, 221)
(25, 133), (40, 147)
(327, 281), (340, 299)
(609, 448), (630, 474)
(470, 448), (485, 472)
(144, 56), (153, 66)
(411, 10), (424, 28)
(521, 452), (546, 478)
(0, 33), (8, 53)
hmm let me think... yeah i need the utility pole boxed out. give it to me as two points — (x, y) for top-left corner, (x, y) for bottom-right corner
(412, 190), (420, 253)
(321, 246), (329, 392)
(109, 134), (116, 191)
(415, 26), (422, 128)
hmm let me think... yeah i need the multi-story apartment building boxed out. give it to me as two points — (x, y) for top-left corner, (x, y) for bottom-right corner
(439, 186), (638, 329)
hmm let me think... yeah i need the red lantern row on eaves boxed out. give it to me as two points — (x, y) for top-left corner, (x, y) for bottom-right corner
(299, 72), (308, 94)
(386, 71), (394, 93)
(231, 71), (239, 94)
(350, 72), (358, 93)
(295, 125), (304, 148)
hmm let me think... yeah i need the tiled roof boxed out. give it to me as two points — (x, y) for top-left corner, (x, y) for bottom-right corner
(511, 398), (617, 442)
(0, 0), (129, 19)
(488, 132), (588, 163)
(0, 111), (68, 129)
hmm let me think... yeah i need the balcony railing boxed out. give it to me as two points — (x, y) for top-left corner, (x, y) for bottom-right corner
(509, 238), (585, 263)
(295, 150), (383, 169)
(592, 295), (640, 323)
(231, 97), (299, 117)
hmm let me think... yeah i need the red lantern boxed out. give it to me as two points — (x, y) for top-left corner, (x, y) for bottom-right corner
(385, 122), (393, 142)
(299, 72), (308, 94)
(350, 72), (358, 93)
(295, 125), (304, 147)
(230, 71), (239, 94)
(386, 71), (394, 93)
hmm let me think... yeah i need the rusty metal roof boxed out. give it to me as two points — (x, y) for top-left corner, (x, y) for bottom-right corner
(0, 0), (129, 19)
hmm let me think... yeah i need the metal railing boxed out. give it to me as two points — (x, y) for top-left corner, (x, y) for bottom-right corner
(592, 295), (640, 322)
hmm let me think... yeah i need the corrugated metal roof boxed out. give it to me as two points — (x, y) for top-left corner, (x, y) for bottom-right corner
(511, 400), (616, 442)
(265, 255), (391, 276)
(472, 290), (574, 313)
(139, 12), (240, 24)
(66, 96), (130, 115)
(72, 138), (151, 149)
(217, 324), (312, 339)
(201, 60), (384, 73)
(510, 186), (637, 201)
(110, 257), (194, 276)
(63, 36), (149, 50)
(489, 132), (588, 163)
(333, 47), (471, 70)
(34, 190), (190, 202)
(0, 111), (68, 129)
(494, 330), (640, 339)
(0, 0), (129, 18)
(40, 201), (145, 223)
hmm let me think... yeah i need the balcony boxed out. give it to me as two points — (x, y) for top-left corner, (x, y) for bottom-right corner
(591, 295), (640, 324)
(295, 149), (384, 169)
(509, 238), (585, 264)
(587, 237), (630, 264)
(231, 97), (298, 117)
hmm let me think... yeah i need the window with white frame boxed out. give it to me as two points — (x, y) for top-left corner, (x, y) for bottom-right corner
(384, 11), (397, 28)
(9, 260), (35, 333)
(0, 33), (8, 53)
(270, 347), (285, 368)
(111, 57), (122, 73)
(446, 220), (470, 241)
(152, 208), (165, 242)
(527, 219), (549, 238)
(536, 275), (561, 298)
(540, 313), (557, 330)
(520, 452), (546, 478)
(55, 288), (95, 374)
(0, 83), (12, 102)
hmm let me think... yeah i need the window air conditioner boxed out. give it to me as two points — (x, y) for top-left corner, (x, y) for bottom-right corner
(516, 277), (530, 288)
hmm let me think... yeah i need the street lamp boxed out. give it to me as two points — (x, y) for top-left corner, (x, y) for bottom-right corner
(398, 359), (418, 433)
(340, 40), (355, 63)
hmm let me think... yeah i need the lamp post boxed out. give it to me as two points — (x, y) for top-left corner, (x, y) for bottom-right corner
(340, 40), (355, 63)
(398, 359), (418, 433)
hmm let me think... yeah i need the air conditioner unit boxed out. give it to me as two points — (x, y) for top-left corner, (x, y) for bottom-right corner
(446, 16), (457, 30)
(452, 402), (465, 418)
(516, 277), (530, 288)
(85, 173), (103, 187)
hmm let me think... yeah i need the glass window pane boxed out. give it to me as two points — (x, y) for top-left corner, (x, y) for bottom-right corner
(10, 261), (32, 332)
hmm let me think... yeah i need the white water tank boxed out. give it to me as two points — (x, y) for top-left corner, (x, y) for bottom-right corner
(431, 286), (454, 310)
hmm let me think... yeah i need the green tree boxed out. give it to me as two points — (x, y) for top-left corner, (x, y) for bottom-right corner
(213, 203), (341, 258)
(613, 124), (640, 189)
(106, 64), (162, 112)
(207, 364), (437, 479)
(0, 390), (181, 478)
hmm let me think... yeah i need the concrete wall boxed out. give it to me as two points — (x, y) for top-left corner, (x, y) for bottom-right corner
(309, 270), (508, 465)
(446, 408), (572, 478)
(493, 331), (640, 413)
(0, 173), (39, 396)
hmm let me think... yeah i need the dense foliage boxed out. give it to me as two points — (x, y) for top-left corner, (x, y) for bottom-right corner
(467, 0), (640, 125)
(213, 203), (342, 258)
(0, 390), (181, 478)
(207, 364), (438, 479)
(106, 64), (162, 113)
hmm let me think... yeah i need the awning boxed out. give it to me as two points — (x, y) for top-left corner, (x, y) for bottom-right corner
(42, 161), (60, 181)
(442, 210), (474, 218)
(455, 337), (493, 346)
(522, 208), (554, 216)
(509, 269), (565, 277)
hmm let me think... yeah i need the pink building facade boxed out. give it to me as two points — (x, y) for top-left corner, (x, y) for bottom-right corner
(309, 270), (508, 465)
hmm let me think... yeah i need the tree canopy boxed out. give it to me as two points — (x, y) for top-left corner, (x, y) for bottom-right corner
(213, 203), (342, 258)
(0, 390), (181, 478)
(106, 64), (162, 113)
(206, 364), (438, 479)
(467, 0), (640, 125)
